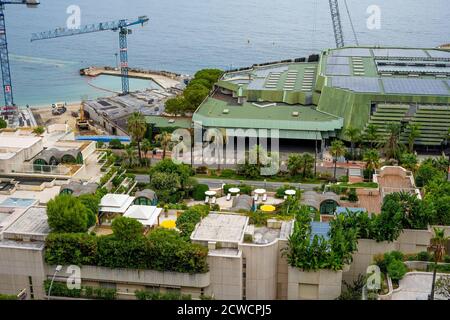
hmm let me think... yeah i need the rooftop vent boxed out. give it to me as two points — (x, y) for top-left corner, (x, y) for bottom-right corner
(223, 109), (229, 114)
(292, 111), (299, 117)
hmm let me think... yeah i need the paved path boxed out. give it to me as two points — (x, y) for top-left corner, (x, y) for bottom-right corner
(391, 272), (447, 300)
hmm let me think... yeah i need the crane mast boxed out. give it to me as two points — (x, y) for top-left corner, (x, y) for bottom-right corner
(0, 0), (39, 124)
(329, 0), (345, 48)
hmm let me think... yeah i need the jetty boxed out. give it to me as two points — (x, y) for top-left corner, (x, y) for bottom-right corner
(80, 66), (184, 90)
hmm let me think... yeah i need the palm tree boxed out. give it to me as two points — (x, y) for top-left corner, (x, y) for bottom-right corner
(406, 124), (421, 153)
(345, 127), (361, 160)
(380, 122), (402, 160)
(363, 149), (380, 177)
(330, 140), (346, 180)
(127, 112), (147, 164)
(155, 131), (173, 159)
(400, 153), (418, 173)
(141, 139), (152, 166)
(429, 228), (449, 300)
(301, 153), (315, 179)
(287, 154), (303, 177)
(123, 145), (137, 167)
(364, 124), (379, 148)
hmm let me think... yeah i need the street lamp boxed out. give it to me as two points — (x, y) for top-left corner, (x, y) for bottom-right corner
(47, 265), (63, 300)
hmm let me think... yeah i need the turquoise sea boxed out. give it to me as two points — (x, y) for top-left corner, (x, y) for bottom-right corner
(3, 0), (449, 106)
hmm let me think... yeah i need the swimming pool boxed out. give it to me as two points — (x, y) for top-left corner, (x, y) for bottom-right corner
(0, 198), (38, 208)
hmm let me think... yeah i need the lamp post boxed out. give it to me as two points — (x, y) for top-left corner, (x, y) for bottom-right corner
(47, 265), (63, 300)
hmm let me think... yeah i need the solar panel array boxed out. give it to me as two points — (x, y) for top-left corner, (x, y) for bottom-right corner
(330, 48), (372, 57)
(327, 56), (349, 65)
(331, 76), (380, 93)
(247, 77), (266, 90)
(427, 50), (450, 59)
(326, 64), (351, 76)
(373, 48), (428, 58)
(377, 65), (449, 74)
(382, 78), (449, 95)
(253, 66), (288, 78)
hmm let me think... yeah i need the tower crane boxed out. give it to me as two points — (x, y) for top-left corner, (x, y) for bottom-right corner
(0, 0), (40, 123)
(328, 0), (359, 48)
(31, 16), (149, 95)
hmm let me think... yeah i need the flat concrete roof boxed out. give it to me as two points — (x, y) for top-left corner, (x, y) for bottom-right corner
(191, 213), (248, 243)
(0, 135), (41, 149)
(2, 206), (50, 241)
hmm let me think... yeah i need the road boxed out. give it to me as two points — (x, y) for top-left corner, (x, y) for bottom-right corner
(135, 174), (321, 191)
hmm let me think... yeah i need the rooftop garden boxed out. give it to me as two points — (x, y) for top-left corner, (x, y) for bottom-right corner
(284, 204), (358, 271)
(44, 195), (209, 274)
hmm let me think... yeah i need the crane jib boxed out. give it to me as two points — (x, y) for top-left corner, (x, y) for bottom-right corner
(29, 16), (149, 95)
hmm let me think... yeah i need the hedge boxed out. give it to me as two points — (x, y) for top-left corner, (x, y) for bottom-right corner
(45, 229), (209, 274)
(44, 280), (116, 299)
(223, 184), (252, 195)
(192, 184), (210, 201)
(135, 290), (192, 300)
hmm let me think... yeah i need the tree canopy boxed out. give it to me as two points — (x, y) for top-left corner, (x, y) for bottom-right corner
(47, 195), (91, 233)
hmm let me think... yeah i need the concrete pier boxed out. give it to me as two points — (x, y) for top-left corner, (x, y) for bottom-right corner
(81, 66), (184, 90)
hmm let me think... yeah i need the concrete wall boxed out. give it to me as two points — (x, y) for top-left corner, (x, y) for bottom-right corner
(343, 229), (432, 283)
(206, 251), (243, 300)
(46, 264), (209, 288)
(0, 245), (46, 299)
(287, 267), (343, 300)
(276, 239), (289, 300)
(240, 240), (279, 300)
(396, 229), (432, 254)
(343, 239), (396, 283)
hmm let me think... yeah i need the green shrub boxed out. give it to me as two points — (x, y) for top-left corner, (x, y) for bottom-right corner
(135, 290), (191, 300)
(417, 251), (432, 262)
(195, 166), (208, 174)
(219, 169), (235, 178)
(223, 184), (252, 195)
(44, 280), (116, 299)
(192, 184), (209, 201)
(284, 205), (358, 271)
(44, 230), (209, 274)
(45, 233), (98, 266)
(47, 195), (90, 233)
(387, 260), (407, 282)
(111, 216), (143, 241)
(109, 139), (124, 149)
(176, 205), (209, 239)
(275, 185), (294, 199)
(347, 188), (358, 202)
(444, 255), (450, 263)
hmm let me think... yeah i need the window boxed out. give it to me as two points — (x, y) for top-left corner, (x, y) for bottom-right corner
(28, 276), (34, 299)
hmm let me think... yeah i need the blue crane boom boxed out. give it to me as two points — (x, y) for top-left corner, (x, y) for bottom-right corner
(0, 0), (39, 122)
(31, 16), (149, 95)
(328, 0), (345, 48)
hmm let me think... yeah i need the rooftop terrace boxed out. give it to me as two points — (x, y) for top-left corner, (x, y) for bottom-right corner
(191, 213), (249, 244)
(2, 206), (49, 241)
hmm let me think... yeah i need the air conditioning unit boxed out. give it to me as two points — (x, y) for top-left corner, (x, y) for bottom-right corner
(292, 111), (299, 117)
